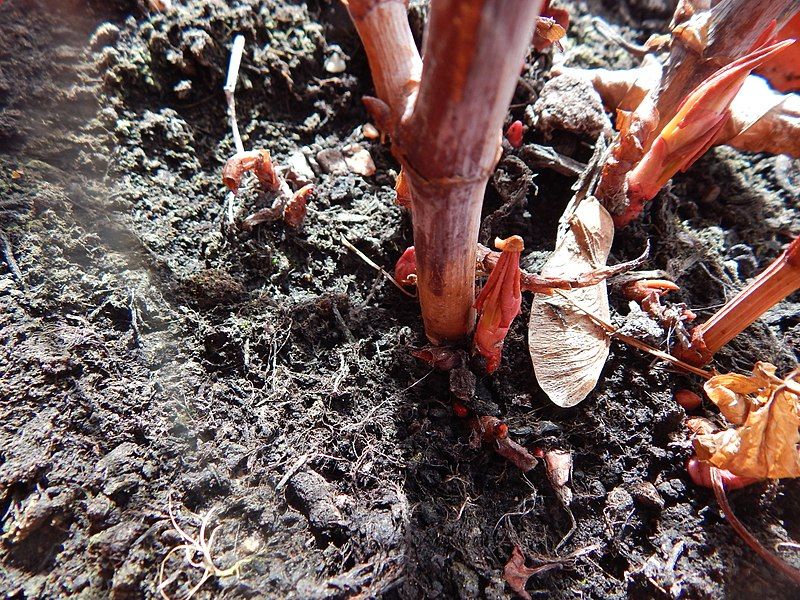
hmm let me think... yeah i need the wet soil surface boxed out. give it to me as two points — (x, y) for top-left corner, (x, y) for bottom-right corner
(1, 0), (799, 598)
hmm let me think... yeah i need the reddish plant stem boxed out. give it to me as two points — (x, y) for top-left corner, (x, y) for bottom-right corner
(679, 237), (800, 365)
(710, 468), (800, 586)
(596, 0), (798, 213)
(346, 0), (543, 343)
(397, 0), (543, 343)
(344, 0), (422, 122)
(654, 0), (797, 126)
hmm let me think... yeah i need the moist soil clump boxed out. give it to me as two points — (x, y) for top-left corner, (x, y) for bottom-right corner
(1, 1), (798, 598)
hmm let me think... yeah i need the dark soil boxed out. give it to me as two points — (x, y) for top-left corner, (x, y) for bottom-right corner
(1, 0), (799, 598)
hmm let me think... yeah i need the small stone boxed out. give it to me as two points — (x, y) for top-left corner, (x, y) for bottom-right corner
(286, 150), (315, 185)
(90, 23), (121, 51)
(316, 148), (348, 175)
(342, 143), (376, 176)
(362, 123), (380, 140)
(531, 73), (612, 140)
(656, 478), (686, 501)
(173, 79), (192, 98)
(630, 481), (665, 511)
(324, 45), (347, 74)
(605, 486), (633, 512)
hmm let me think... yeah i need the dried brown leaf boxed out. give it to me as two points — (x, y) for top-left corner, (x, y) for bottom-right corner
(504, 545), (534, 600)
(694, 363), (800, 479)
(529, 197), (613, 407)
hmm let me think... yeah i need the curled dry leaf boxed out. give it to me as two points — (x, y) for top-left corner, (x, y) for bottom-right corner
(544, 449), (573, 506)
(283, 184), (313, 228)
(529, 196), (614, 407)
(534, 1), (570, 52)
(222, 149), (280, 194)
(694, 362), (800, 479)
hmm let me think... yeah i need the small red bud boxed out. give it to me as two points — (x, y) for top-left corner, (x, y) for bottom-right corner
(474, 236), (524, 373)
(452, 402), (469, 418)
(674, 389), (702, 410)
(505, 120), (524, 148)
(394, 246), (417, 286)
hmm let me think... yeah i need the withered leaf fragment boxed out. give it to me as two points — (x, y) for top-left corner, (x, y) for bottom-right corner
(533, 1), (570, 52)
(283, 184), (313, 228)
(694, 362), (800, 479)
(222, 149), (280, 194)
(504, 545), (561, 600)
(544, 449), (573, 507)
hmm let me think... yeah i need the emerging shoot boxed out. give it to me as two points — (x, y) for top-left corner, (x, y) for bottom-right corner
(474, 236), (524, 373)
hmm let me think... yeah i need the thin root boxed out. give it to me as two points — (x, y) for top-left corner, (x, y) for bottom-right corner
(158, 492), (254, 600)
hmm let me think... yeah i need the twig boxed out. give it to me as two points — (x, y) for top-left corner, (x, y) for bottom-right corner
(519, 144), (587, 177)
(341, 236), (417, 298)
(591, 17), (651, 57)
(224, 35), (246, 155)
(551, 289), (714, 379)
(276, 454), (309, 491)
(223, 35), (246, 227)
(477, 241), (649, 294)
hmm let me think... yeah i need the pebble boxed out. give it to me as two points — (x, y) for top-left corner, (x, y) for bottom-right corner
(286, 150), (315, 184)
(316, 148), (348, 175)
(362, 123), (380, 140)
(324, 45), (347, 74)
(342, 143), (376, 176)
(630, 480), (665, 511)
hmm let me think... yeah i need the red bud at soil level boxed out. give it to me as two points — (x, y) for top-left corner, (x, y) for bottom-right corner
(505, 120), (524, 148)
(474, 236), (523, 373)
(394, 246), (417, 286)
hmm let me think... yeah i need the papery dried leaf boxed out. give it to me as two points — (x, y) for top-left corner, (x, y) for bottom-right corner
(703, 365), (775, 424)
(533, 1), (570, 52)
(694, 363), (800, 479)
(529, 197), (613, 407)
(544, 449), (573, 506)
